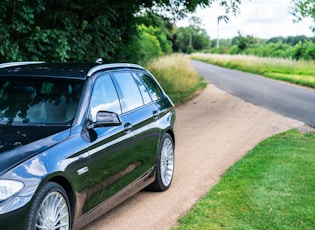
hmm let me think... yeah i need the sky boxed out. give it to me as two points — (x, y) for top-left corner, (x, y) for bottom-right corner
(176, 0), (314, 39)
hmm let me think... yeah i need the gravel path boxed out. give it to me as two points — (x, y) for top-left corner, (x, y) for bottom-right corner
(84, 84), (303, 230)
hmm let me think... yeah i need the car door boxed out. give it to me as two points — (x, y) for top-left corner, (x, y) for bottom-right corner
(82, 73), (138, 213)
(111, 71), (160, 177)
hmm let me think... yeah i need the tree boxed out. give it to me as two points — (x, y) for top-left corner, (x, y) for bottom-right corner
(137, 12), (174, 55)
(0, 0), (242, 62)
(293, 40), (315, 60)
(174, 26), (210, 53)
(234, 31), (257, 50)
(266, 37), (285, 44)
(290, 0), (315, 32)
(285, 35), (309, 45)
(175, 27), (193, 53)
(134, 25), (163, 65)
(174, 16), (211, 54)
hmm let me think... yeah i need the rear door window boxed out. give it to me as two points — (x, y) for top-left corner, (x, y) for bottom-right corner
(137, 73), (164, 101)
(112, 72), (144, 113)
(132, 73), (152, 104)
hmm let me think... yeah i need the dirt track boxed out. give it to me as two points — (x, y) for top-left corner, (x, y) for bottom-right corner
(84, 84), (303, 230)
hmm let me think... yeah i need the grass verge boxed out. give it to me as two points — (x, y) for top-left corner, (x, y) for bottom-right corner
(146, 54), (207, 105)
(191, 53), (315, 88)
(174, 129), (315, 229)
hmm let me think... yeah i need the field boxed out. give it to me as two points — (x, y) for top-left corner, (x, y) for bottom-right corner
(191, 53), (315, 88)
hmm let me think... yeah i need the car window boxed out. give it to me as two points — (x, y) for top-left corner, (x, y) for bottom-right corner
(0, 77), (83, 125)
(112, 72), (144, 113)
(132, 73), (152, 104)
(90, 74), (121, 122)
(137, 73), (164, 101)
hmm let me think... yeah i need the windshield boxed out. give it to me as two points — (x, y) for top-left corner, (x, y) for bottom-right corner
(0, 77), (84, 125)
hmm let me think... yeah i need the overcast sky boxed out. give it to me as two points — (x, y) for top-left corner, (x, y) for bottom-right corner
(176, 0), (314, 39)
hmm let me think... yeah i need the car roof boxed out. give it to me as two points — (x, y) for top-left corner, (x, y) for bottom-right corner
(0, 61), (146, 80)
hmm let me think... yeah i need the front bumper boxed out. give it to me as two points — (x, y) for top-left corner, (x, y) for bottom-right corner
(0, 196), (32, 229)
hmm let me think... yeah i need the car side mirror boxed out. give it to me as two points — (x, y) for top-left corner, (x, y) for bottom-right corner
(88, 111), (121, 129)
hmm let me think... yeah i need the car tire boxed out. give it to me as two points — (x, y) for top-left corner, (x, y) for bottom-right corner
(148, 133), (175, 191)
(25, 182), (71, 230)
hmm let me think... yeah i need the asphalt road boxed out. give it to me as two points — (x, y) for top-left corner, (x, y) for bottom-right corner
(191, 60), (315, 126)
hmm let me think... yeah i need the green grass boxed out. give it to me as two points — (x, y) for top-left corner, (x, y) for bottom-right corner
(146, 54), (207, 105)
(174, 129), (315, 229)
(191, 53), (315, 88)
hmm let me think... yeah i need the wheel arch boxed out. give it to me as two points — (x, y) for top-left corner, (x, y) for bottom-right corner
(166, 129), (175, 146)
(48, 176), (75, 221)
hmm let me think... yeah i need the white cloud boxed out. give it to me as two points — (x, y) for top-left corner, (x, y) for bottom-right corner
(176, 0), (314, 39)
(25, 158), (47, 177)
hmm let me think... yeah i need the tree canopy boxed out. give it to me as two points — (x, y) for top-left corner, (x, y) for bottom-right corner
(209, 34), (315, 60)
(175, 16), (210, 53)
(290, 0), (315, 32)
(0, 0), (242, 63)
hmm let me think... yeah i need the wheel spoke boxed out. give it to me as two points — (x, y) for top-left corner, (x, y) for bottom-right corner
(36, 191), (70, 230)
(160, 137), (174, 187)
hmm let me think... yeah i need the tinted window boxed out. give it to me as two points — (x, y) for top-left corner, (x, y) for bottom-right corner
(112, 72), (144, 112)
(132, 73), (152, 104)
(0, 77), (83, 124)
(138, 73), (164, 101)
(90, 74), (121, 121)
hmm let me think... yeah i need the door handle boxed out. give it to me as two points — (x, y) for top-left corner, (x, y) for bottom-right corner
(153, 110), (159, 119)
(124, 122), (133, 133)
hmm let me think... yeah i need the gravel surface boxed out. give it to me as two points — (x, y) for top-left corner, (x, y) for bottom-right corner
(83, 84), (303, 230)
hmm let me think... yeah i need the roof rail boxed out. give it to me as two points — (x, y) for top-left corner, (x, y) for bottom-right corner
(0, 61), (45, 69)
(87, 63), (145, 77)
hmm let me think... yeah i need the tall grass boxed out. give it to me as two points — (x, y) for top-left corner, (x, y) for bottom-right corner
(146, 54), (207, 105)
(191, 53), (315, 88)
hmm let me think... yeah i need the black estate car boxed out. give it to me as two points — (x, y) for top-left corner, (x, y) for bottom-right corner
(0, 61), (175, 229)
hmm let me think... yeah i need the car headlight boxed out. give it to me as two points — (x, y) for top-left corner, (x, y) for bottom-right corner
(0, 180), (24, 201)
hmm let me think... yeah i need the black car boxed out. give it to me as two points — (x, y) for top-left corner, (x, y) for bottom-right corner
(0, 61), (175, 229)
